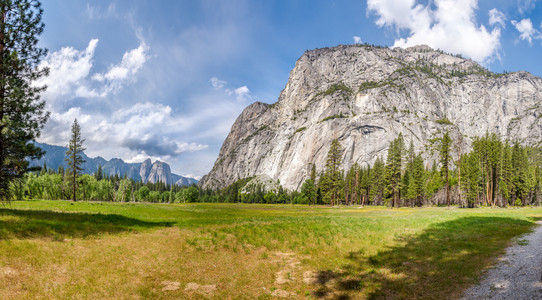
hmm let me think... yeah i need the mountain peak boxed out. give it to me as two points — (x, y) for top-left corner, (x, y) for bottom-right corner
(201, 44), (542, 191)
(30, 142), (197, 186)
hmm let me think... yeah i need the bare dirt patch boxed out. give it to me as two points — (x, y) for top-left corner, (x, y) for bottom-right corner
(273, 251), (301, 286)
(160, 281), (180, 291)
(271, 288), (293, 298)
(0, 266), (18, 277)
(184, 282), (217, 297)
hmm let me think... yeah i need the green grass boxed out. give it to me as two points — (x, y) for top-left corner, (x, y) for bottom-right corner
(0, 200), (541, 299)
(435, 117), (454, 125)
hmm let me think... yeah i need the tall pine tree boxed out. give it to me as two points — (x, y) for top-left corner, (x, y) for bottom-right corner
(322, 139), (343, 206)
(385, 133), (404, 207)
(0, 0), (49, 201)
(438, 131), (452, 206)
(65, 119), (85, 201)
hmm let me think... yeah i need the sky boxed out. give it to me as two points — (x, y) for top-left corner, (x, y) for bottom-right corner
(36, 0), (542, 180)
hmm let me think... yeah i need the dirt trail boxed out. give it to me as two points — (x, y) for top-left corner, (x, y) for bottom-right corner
(461, 221), (542, 299)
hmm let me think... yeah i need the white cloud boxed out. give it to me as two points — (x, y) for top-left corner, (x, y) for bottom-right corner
(210, 76), (252, 102)
(210, 77), (226, 89)
(518, 0), (538, 14)
(39, 101), (208, 161)
(35, 39), (98, 105)
(367, 0), (502, 63)
(37, 38), (149, 108)
(353, 36), (362, 44)
(512, 18), (541, 44)
(86, 3), (118, 20)
(104, 43), (148, 81)
(234, 86), (250, 102)
(489, 8), (506, 28)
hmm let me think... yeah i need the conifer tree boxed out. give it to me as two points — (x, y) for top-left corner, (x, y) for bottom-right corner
(322, 139), (343, 206)
(385, 133), (404, 207)
(371, 157), (385, 204)
(0, 0), (49, 201)
(65, 119), (85, 201)
(94, 165), (103, 181)
(439, 131), (452, 206)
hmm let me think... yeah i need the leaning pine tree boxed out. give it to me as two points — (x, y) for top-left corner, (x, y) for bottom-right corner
(0, 0), (49, 201)
(65, 119), (85, 201)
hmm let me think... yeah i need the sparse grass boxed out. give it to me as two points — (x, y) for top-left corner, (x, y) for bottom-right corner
(436, 117), (454, 125)
(0, 200), (541, 299)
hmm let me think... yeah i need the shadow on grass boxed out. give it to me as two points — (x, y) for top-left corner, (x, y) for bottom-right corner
(311, 216), (535, 299)
(0, 208), (174, 240)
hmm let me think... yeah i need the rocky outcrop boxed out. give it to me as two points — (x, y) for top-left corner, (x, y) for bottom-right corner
(200, 44), (542, 191)
(139, 158), (152, 181)
(145, 161), (173, 184)
(30, 142), (198, 186)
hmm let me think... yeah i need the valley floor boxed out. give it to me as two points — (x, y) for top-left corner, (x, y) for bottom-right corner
(1, 201), (541, 299)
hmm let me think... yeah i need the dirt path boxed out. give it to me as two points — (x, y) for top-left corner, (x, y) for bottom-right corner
(461, 221), (542, 299)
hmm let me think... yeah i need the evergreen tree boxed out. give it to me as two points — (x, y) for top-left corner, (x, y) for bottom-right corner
(0, 0), (49, 201)
(371, 157), (385, 205)
(65, 119), (85, 201)
(322, 139), (343, 206)
(94, 165), (103, 181)
(439, 131), (452, 206)
(462, 152), (481, 207)
(411, 154), (426, 205)
(301, 178), (316, 205)
(385, 133), (404, 207)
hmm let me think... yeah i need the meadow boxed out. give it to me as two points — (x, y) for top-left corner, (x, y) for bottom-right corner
(1, 201), (541, 299)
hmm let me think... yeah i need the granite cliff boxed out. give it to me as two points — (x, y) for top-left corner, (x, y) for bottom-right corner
(200, 44), (542, 191)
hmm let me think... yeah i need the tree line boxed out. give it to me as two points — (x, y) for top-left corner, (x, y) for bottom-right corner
(13, 163), (201, 203)
(10, 127), (542, 207)
(298, 132), (542, 208)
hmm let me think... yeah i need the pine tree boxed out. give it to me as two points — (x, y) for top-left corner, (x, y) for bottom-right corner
(65, 119), (86, 201)
(410, 154), (425, 205)
(322, 139), (343, 206)
(385, 133), (404, 207)
(371, 157), (385, 205)
(462, 151), (480, 207)
(439, 131), (452, 206)
(0, 0), (49, 201)
(94, 165), (103, 181)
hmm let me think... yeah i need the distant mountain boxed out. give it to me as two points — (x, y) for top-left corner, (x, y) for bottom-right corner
(29, 142), (198, 186)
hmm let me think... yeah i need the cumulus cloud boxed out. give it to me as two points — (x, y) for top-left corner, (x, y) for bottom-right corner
(512, 18), (541, 44)
(40, 101), (208, 161)
(367, 0), (502, 63)
(353, 36), (362, 44)
(36, 38), (148, 107)
(489, 8), (506, 28)
(35, 39), (99, 104)
(94, 42), (148, 83)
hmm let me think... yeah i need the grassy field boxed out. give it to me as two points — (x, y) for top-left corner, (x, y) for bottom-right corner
(1, 201), (541, 299)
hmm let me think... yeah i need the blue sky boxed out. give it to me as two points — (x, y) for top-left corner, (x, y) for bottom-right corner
(36, 0), (542, 179)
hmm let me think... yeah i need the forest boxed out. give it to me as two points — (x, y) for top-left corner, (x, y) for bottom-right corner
(12, 131), (542, 208)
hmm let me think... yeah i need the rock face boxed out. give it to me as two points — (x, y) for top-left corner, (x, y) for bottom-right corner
(145, 161), (173, 184)
(140, 159), (153, 181)
(200, 44), (542, 191)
